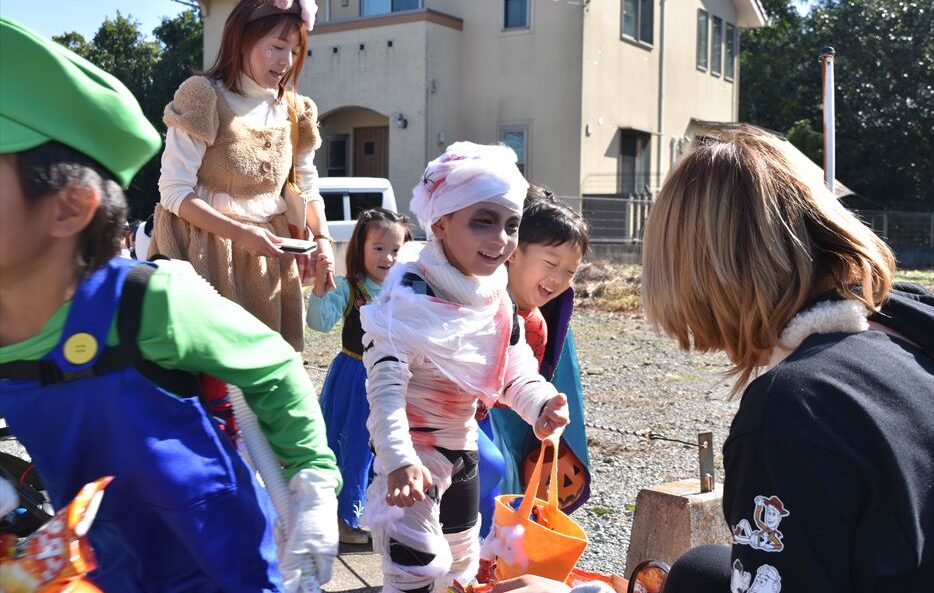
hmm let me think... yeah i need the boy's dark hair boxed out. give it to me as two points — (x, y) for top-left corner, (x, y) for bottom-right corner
(16, 141), (127, 277)
(519, 184), (589, 254)
(345, 208), (413, 285)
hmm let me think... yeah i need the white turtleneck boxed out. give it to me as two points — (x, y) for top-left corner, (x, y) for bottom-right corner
(158, 75), (320, 222)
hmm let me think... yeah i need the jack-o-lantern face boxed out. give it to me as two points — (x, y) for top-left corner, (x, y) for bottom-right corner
(521, 443), (588, 510)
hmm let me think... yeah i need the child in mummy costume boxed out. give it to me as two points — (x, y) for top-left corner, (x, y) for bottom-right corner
(360, 142), (570, 593)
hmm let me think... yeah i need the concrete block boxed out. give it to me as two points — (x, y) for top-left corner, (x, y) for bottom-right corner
(623, 479), (731, 577)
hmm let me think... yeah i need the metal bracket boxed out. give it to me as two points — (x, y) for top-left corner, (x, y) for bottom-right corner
(698, 431), (714, 493)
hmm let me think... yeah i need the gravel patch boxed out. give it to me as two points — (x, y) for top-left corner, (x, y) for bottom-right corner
(304, 307), (739, 577)
(2, 268), (740, 581)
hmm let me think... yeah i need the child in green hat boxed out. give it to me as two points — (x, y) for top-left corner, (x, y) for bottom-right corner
(0, 15), (339, 593)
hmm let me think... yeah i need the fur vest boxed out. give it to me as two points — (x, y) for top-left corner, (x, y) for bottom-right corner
(163, 76), (321, 202)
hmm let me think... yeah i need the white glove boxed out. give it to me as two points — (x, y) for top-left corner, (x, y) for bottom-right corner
(280, 469), (340, 593)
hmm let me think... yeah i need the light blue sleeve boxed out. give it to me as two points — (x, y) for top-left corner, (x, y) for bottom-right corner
(306, 276), (350, 332)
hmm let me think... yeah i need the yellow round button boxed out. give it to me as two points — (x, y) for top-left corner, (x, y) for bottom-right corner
(63, 332), (98, 365)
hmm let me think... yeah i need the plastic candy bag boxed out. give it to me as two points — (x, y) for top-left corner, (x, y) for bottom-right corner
(0, 476), (112, 593)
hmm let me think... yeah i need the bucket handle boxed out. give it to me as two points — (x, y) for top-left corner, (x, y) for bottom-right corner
(515, 434), (560, 521)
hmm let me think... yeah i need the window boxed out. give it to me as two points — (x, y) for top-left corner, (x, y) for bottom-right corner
(326, 135), (349, 177)
(349, 192), (384, 220)
(619, 130), (651, 195)
(621, 0), (653, 45)
(361, 0), (420, 17)
(501, 125), (528, 175)
(711, 16), (723, 76)
(503, 0), (530, 29)
(725, 23), (737, 80)
(696, 10), (709, 70)
(320, 192), (346, 222)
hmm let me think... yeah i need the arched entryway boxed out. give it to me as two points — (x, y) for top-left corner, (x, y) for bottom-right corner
(317, 106), (390, 179)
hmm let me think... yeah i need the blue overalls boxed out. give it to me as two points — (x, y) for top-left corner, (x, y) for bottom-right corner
(0, 258), (283, 592)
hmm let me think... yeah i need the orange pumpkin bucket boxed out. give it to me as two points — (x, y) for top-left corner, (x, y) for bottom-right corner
(488, 435), (588, 583)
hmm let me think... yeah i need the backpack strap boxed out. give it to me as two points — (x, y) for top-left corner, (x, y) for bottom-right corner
(510, 300), (521, 347)
(399, 271), (520, 346)
(0, 264), (201, 395)
(401, 271), (436, 297)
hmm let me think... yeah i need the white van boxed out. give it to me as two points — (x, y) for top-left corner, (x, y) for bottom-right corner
(318, 177), (397, 241)
(318, 177), (398, 275)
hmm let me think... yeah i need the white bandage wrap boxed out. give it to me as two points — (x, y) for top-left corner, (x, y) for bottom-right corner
(409, 141), (528, 233)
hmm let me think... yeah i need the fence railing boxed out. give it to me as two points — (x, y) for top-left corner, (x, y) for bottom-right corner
(855, 210), (934, 268)
(559, 194), (653, 243)
(558, 197), (934, 267)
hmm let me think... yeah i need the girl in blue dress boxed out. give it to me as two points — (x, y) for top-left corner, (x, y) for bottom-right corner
(307, 208), (411, 543)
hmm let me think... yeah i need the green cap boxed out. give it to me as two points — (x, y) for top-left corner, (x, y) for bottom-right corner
(0, 16), (161, 188)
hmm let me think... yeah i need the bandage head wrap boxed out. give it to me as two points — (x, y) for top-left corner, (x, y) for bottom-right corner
(410, 141), (529, 236)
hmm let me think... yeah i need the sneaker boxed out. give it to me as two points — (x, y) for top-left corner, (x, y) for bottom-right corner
(339, 520), (371, 545)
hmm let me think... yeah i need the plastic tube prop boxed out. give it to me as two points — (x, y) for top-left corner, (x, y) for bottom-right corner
(228, 385), (321, 593)
(820, 47), (836, 193)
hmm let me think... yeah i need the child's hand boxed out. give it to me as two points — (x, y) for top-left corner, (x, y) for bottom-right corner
(533, 393), (569, 440)
(311, 252), (335, 297)
(315, 238), (338, 293)
(386, 463), (433, 508)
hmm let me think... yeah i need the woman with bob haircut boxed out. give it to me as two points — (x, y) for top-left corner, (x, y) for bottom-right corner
(151, 0), (334, 351)
(641, 127), (934, 592)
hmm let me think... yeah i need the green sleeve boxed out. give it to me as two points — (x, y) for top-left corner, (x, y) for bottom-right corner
(137, 261), (340, 486)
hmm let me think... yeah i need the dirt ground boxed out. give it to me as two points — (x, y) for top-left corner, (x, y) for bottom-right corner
(303, 261), (933, 575)
(302, 262), (742, 575)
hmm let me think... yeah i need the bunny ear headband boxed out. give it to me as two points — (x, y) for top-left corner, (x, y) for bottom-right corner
(410, 141), (529, 234)
(249, 0), (318, 31)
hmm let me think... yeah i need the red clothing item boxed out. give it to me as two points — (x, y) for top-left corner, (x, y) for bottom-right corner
(519, 306), (548, 366)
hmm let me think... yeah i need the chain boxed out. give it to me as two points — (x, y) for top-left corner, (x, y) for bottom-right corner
(584, 421), (702, 449)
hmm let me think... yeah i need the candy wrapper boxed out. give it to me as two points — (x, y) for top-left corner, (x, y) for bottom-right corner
(0, 476), (112, 593)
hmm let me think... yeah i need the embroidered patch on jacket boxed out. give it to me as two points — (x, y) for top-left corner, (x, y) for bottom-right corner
(732, 494), (790, 553)
(731, 559), (782, 593)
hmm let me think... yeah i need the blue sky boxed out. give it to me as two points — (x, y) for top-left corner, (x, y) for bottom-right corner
(1, 0), (192, 41)
(793, 0), (820, 15)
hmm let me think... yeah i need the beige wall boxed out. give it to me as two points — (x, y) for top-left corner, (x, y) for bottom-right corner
(300, 17), (461, 218)
(201, 0), (755, 205)
(580, 0), (745, 194)
(429, 0), (584, 197)
(313, 106), (388, 178)
(324, 0), (362, 22)
(580, 0), (660, 194)
(663, 0), (740, 169)
(202, 0), (235, 68)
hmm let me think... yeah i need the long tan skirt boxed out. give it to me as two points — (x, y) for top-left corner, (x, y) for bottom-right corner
(148, 204), (304, 351)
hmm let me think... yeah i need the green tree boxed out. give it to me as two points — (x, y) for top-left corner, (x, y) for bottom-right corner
(740, 0), (934, 208)
(151, 8), (204, 124)
(785, 118), (823, 165)
(808, 0), (933, 208)
(53, 9), (203, 218)
(739, 0), (814, 132)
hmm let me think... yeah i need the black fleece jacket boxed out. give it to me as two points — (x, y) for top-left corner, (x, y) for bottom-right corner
(723, 283), (934, 593)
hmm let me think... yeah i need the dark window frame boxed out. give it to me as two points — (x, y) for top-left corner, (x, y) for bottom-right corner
(500, 124), (529, 176)
(619, 129), (652, 196)
(725, 23), (737, 81)
(711, 16), (723, 77)
(360, 0), (422, 18)
(697, 9), (709, 71)
(503, 0), (531, 30)
(326, 134), (350, 178)
(621, 0), (654, 46)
